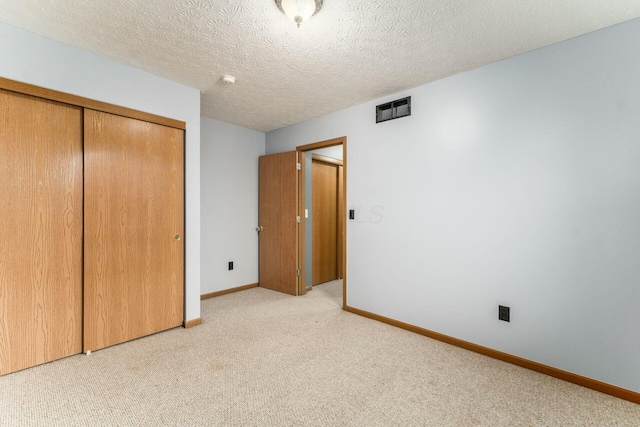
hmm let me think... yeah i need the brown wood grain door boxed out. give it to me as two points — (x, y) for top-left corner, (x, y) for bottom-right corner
(312, 159), (339, 285)
(83, 109), (184, 352)
(337, 165), (344, 279)
(258, 151), (305, 296)
(0, 89), (83, 375)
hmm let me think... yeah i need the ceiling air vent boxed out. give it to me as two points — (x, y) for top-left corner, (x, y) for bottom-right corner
(376, 96), (411, 123)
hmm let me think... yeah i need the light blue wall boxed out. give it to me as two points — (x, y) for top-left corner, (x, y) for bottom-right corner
(267, 19), (640, 392)
(201, 117), (265, 294)
(311, 146), (343, 161)
(0, 22), (202, 321)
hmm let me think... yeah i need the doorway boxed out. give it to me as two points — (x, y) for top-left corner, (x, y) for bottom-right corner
(297, 137), (347, 307)
(310, 154), (343, 285)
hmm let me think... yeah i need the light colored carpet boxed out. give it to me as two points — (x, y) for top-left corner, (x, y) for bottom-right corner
(1, 280), (639, 426)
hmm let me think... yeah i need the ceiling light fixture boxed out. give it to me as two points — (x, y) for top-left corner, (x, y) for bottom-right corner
(275, 0), (323, 28)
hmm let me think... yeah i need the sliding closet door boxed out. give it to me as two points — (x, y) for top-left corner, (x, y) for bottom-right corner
(0, 89), (83, 375)
(83, 109), (184, 352)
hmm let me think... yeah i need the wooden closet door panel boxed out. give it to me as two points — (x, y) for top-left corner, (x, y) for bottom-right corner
(84, 110), (184, 352)
(0, 89), (83, 375)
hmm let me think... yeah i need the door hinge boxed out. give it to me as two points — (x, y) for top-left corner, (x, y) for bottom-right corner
(296, 268), (301, 276)
(296, 162), (301, 170)
(296, 216), (301, 223)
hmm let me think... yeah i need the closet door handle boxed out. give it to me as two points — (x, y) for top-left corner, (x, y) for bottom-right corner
(174, 234), (181, 241)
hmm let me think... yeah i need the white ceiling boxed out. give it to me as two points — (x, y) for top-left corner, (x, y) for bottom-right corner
(1, 1), (639, 132)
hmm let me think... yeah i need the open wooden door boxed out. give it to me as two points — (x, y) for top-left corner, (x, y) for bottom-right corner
(83, 110), (184, 352)
(258, 151), (305, 296)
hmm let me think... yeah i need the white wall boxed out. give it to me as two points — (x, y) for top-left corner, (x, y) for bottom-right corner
(267, 18), (640, 393)
(311, 145), (343, 161)
(0, 23), (202, 322)
(201, 117), (265, 294)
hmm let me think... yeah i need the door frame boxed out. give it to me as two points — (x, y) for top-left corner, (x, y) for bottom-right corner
(296, 137), (347, 308)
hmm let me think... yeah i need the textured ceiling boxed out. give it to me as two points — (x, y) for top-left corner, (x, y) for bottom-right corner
(1, 1), (639, 132)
